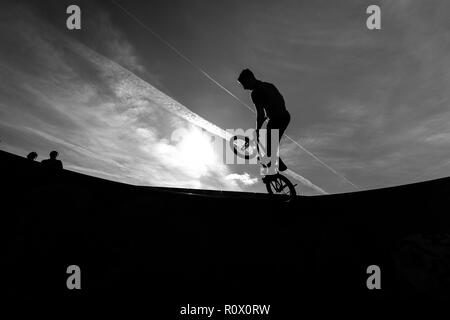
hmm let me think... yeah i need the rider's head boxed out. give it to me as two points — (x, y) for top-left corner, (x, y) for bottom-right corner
(238, 68), (257, 90)
(49, 150), (59, 159)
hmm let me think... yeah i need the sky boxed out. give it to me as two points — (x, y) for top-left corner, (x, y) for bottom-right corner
(1, 0), (450, 195)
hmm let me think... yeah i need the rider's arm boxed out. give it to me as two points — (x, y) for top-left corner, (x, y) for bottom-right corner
(256, 105), (266, 131)
(251, 91), (266, 139)
(255, 104), (266, 144)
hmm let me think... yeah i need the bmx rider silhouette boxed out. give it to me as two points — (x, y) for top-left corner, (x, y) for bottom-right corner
(237, 68), (291, 178)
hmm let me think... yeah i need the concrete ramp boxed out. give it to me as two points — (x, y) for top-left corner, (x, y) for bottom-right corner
(1, 150), (449, 311)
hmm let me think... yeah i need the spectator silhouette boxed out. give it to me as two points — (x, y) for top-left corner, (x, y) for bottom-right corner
(41, 151), (63, 171)
(26, 152), (38, 161)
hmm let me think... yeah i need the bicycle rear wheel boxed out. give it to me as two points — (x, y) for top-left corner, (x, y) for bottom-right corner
(265, 174), (297, 200)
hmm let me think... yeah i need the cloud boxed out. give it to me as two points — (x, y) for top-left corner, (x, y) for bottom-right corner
(4, 1), (450, 195)
(0, 4), (242, 191)
(85, 11), (147, 74)
(225, 173), (258, 186)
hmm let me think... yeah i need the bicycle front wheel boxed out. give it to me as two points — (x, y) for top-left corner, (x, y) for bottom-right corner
(230, 135), (255, 160)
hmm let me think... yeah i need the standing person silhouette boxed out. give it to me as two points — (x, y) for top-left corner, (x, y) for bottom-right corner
(41, 151), (63, 171)
(237, 68), (290, 173)
(26, 152), (38, 161)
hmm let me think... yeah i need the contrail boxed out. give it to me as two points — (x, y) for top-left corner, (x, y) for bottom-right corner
(110, 0), (358, 191)
(284, 136), (359, 190)
(284, 169), (327, 195)
(110, 0), (255, 115)
(68, 39), (327, 194)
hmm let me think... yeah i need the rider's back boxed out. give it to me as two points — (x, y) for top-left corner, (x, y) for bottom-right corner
(251, 80), (288, 120)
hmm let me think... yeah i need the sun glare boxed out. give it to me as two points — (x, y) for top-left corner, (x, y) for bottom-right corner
(178, 129), (216, 173)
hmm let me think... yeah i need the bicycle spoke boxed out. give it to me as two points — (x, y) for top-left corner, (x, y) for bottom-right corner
(266, 174), (296, 201)
(271, 178), (290, 196)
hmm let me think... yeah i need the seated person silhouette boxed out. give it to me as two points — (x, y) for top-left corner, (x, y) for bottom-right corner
(41, 151), (63, 171)
(237, 68), (290, 176)
(26, 152), (38, 161)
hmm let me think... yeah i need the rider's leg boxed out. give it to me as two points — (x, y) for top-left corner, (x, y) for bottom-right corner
(264, 120), (278, 174)
(277, 113), (290, 171)
(266, 113), (290, 172)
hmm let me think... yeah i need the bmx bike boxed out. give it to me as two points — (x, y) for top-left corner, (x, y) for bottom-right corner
(230, 129), (297, 201)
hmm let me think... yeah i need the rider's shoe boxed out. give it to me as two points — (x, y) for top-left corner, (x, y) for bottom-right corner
(279, 161), (287, 172)
(262, 159), (287, 172)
